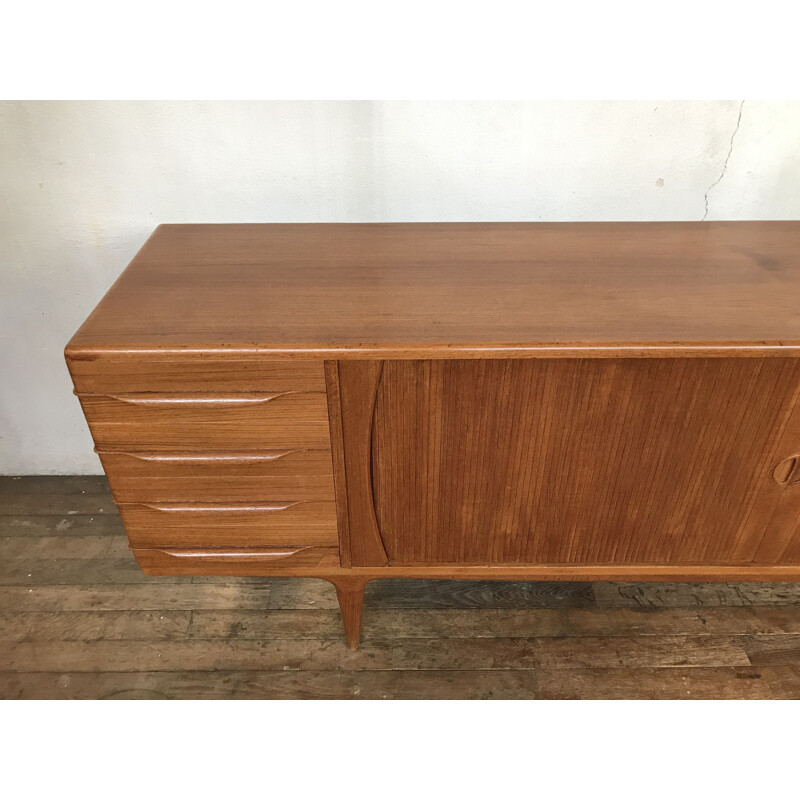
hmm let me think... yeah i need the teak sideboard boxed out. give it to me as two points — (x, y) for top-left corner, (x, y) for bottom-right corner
(66, 222), (800, 648)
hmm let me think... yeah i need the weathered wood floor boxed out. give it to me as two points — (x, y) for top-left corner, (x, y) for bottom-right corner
(2, 476), (800, 699)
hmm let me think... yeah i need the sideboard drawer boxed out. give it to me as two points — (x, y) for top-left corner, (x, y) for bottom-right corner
(66, 353), (327, 393)
(132, 545), (341, 575)
(118, 500), (339, 548)
(98, 449), (335, 502)
(79, 392), (331, 449)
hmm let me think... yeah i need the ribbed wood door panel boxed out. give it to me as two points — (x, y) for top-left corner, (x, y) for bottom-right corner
(336, 359), (800, 566)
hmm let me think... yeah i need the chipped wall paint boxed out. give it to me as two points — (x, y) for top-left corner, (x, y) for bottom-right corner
(1, 100), (799, 474)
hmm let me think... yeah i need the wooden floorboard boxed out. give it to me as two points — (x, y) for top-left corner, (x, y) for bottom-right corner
(0, 534), (128, 560)
(192, 606), (800, 639)
(0, 611), (193, 642)
(0, 583), (270, 612)
(2, 475), (800, 699)
(363, 578), (596, 608)
(0, 670), (541, 700)
(593, 581), (800, 607)
(534, 667), (796, 700)
(0, 515), (124, 537)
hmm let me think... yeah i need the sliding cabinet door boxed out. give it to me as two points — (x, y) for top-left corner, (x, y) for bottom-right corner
(331, 359), (800, 567)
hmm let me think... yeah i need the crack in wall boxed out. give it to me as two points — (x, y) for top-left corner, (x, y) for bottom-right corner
(702, 100), (745, 221)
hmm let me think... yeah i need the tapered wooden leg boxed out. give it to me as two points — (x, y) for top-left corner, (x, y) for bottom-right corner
(329, 577), (369, 649)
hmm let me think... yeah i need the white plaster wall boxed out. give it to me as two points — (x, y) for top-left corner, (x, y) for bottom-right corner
(1, 100), (799, 474)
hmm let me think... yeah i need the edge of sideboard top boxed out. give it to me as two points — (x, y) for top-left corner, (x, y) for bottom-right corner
(64, 341), (800, 361)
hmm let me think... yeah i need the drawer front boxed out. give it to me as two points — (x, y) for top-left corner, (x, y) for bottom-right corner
(99, 449), (335, 502)
(80, 392), (331, 449)
(132, 545), (340, 576)
(118, 500), (338, 548)
(67, 353), (327, 393)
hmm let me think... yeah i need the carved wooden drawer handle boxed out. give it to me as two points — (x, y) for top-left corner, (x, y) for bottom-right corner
(99, 450), (296, 464)
(133, 501), (303, 513)
(156, 547), (311, 559)
(773, 455), (800, 485)
(105, 393), (288, 407)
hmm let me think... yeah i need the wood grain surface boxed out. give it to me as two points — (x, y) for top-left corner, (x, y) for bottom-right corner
(337, 358), (800, 566)
(118, 500), (339, 549)
(133, 546), (341, 574)
(79, 391), (331, 450)
(65, 222), (800, 358)
(67, 354), (327, 393)
(98, 449), (335, 503)
(3, 476), (800, 699)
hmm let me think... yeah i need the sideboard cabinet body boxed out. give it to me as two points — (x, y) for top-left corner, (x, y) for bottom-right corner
(66, 223), (800, 647)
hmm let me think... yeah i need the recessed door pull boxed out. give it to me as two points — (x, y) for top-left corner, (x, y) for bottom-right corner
(773, 455), (800, 485)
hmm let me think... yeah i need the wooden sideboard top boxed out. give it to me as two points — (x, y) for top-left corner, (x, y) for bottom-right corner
(67, 221), (800, 358)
